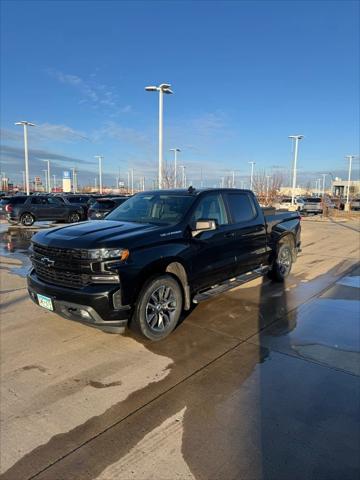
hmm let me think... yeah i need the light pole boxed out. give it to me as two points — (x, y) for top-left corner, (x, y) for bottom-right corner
(345, 155), (356, 211)
(170, 148), (181, 188)
(131, 168), (134, 194)
(248, 162), (255, 190)
(53, 174), (56, 191)
(179, 165), (186, 188)
(1, 172), (5, 191)
(288, 135), (304, 205)
(42, 169), (48, 192)
(94, 156), (103, 194)
(321, 173), (327, 198)
(15, 121), (35, 195)
(145, 83), (173, 189)
(21, 171), (25, 191)
(71, 167), (77, 193)
(43, 160), (51, 192)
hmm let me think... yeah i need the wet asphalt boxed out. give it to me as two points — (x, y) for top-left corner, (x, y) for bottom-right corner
(0, 218), (359, 480)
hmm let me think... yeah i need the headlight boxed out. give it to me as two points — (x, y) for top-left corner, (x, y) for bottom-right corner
(84, 248), (129, 261)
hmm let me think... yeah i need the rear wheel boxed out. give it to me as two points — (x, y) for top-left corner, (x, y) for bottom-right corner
(268, 242), (293, 282)
(68, 212), (81, 223)
(131, 275), (183, 341)
(20, 213), (35, 226)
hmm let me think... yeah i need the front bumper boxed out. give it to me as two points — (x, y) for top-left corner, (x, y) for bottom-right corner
(27, 270), (131, 333)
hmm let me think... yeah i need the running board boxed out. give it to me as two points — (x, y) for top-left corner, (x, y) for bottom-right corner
(193, 266), (270, 304)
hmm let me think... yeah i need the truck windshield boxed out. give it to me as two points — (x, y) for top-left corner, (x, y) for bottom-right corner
(106, 193), (194, 225)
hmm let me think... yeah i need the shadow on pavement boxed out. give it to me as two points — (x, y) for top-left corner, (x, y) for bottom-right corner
(2, 263), (360, 480)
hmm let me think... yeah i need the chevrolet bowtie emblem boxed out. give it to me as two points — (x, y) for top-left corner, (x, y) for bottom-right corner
(40, 257), (55, 268)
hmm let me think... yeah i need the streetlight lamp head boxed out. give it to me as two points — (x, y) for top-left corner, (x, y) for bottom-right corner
(160, 83), (171, 89)
(163, 88), (173, 95)
(145, 86), (158, 91)
(15, 121), (36, 127)
(289, 135), (304, 140)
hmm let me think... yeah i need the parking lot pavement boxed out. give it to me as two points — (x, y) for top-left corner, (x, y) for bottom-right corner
(1, 219), (359, 480)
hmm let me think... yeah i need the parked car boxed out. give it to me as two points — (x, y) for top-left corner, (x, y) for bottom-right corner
(274, 197), (302, 210)
(297, 197), (323, 215)
(28, 188), (301, 340)
(350, 197), (360, 211)
(54, 195), (94, 219)
(87, 197), (129, 220)
(0, 195), (84, 226)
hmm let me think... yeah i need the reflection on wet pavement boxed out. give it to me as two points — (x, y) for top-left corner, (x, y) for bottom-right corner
(1, 219), (360, 480)
(250, 267), (360, 375)
(0, 224), (40, 277)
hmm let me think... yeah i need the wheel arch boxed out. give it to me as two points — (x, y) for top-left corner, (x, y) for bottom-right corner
(276, 232), (297, 261)
(132, 258), (191, 311)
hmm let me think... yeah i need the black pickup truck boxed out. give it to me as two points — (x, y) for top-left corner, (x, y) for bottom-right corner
(27, 188), (301, 340)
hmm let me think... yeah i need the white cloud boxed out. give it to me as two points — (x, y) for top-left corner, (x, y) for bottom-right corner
(191, 111), (227, 136)
(36, 123), (89, 142)
(48, 70), (131, 115)
(92, 121), (149, 147)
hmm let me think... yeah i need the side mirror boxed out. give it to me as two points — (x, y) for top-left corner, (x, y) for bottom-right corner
(192, 219), (217, 237)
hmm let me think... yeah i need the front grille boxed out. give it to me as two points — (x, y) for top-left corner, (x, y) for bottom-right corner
(32, 242), (91, 288)
(33, 259), (90, 288)
(33, 243), (86, 261)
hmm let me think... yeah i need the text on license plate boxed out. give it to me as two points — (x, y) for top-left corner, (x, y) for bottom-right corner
(37, 294), (54, 311)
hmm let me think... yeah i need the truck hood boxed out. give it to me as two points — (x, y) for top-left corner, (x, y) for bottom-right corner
(32, 220), (168, 249)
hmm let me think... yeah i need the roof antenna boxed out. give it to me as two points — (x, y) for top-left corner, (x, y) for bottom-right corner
(188, 186), (195, 194)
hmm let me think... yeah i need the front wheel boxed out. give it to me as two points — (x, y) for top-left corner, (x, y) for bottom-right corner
(131, 275), (183, 341)
(268, 243), (293, 282)
(68, 212), (81, 223)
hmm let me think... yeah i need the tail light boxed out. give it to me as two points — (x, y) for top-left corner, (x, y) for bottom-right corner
(5, 204), (13, 213)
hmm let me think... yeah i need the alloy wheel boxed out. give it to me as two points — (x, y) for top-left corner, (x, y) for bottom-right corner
(145, 285), (177, 332)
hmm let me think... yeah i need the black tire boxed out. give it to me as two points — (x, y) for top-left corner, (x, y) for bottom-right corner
(20, 213), (35, 226)
(68, 212), (81, 223)
(268, 242), (293, 282)
(131, 274), (183, 341)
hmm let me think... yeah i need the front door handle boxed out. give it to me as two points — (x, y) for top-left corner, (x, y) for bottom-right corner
(224, 232), (235, 239)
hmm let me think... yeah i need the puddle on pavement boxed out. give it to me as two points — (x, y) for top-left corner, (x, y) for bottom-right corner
(0, 224), (48, 277)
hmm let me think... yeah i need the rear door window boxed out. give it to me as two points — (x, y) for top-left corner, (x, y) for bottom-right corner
(226, 193), (256, 223)
(46, 197), (62, 205)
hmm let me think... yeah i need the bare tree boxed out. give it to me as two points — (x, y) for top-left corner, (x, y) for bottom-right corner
(162, 160), (175, 188)
(253, 170), (283, 205)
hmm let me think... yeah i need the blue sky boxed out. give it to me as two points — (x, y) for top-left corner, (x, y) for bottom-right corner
(1, 0), (359, 188)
